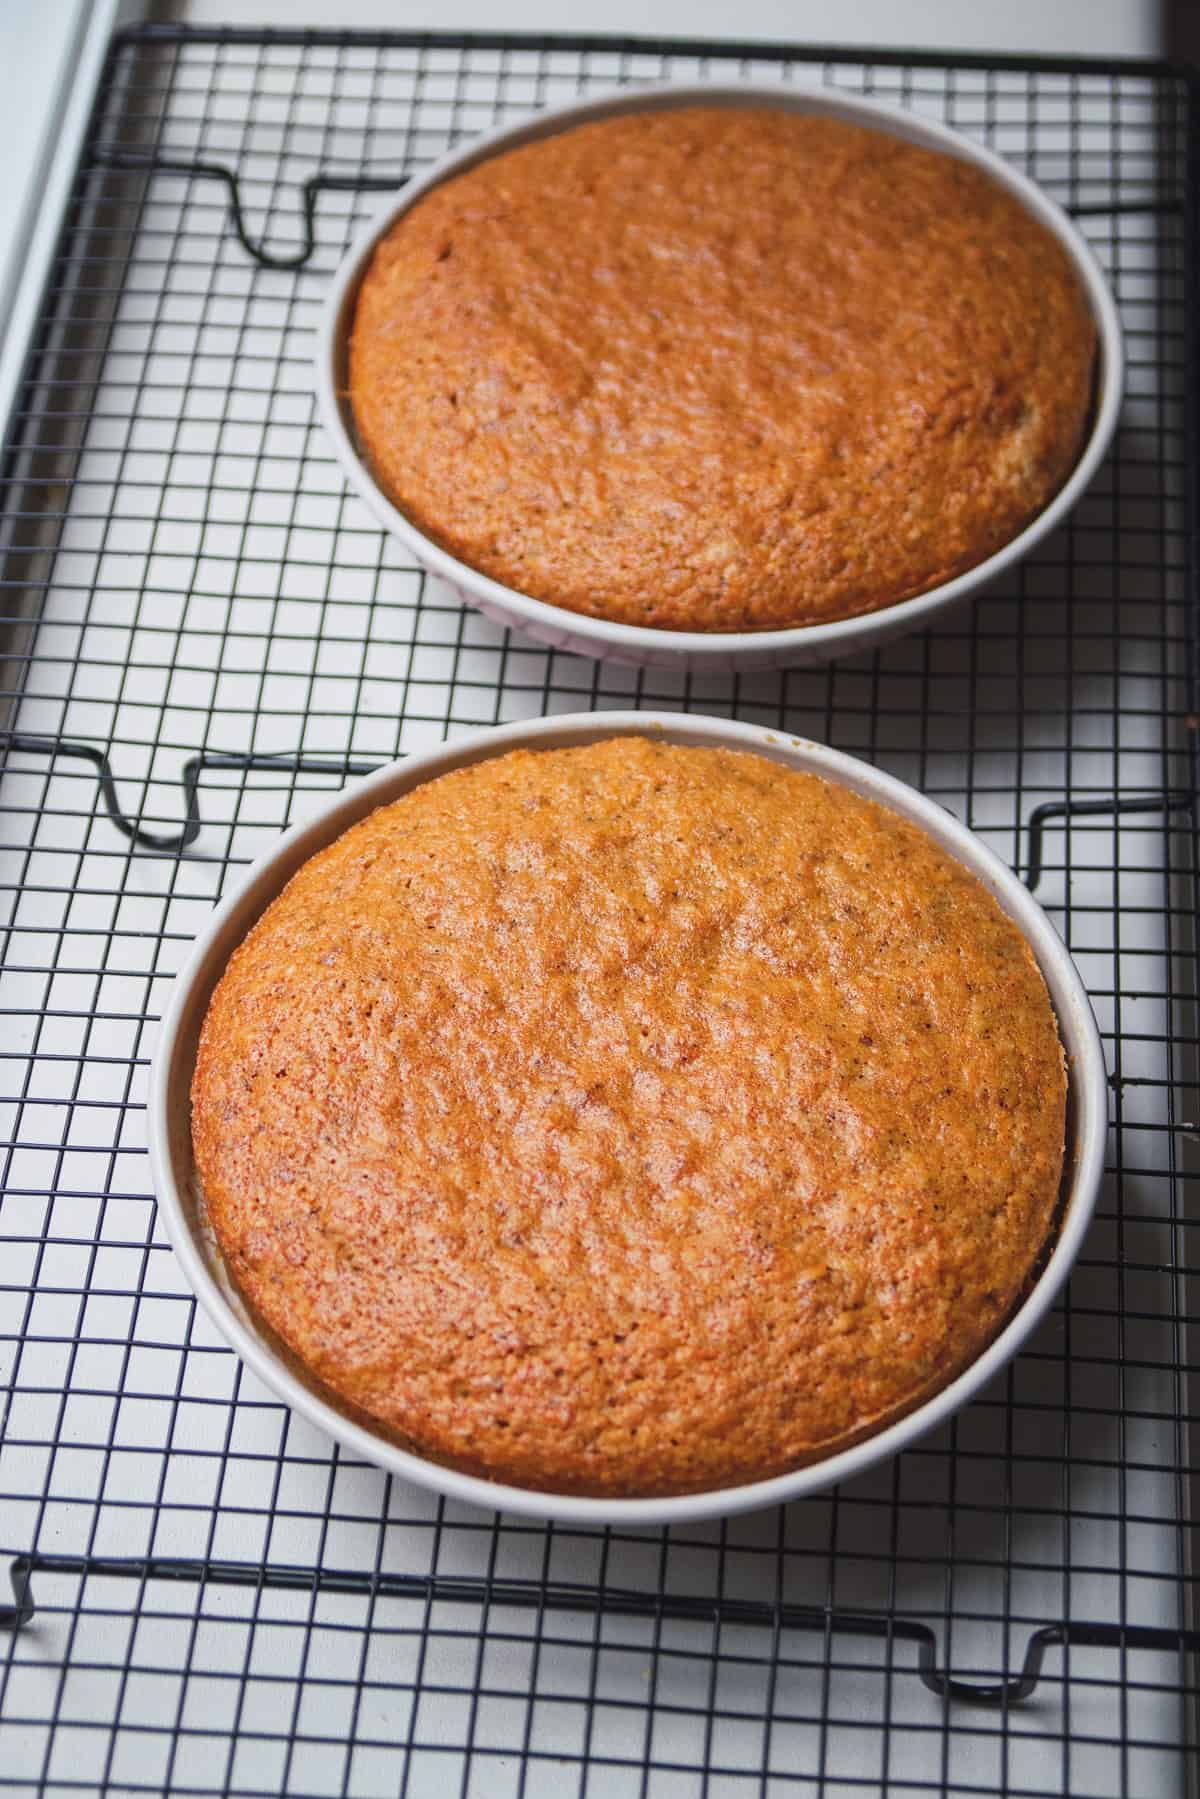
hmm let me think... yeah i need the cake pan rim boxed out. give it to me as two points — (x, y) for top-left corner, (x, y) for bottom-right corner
(314, 77), (1124, 670)
(149, 709), (1108, 1525)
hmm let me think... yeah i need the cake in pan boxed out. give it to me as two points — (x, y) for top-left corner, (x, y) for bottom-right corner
(348, 107), (1096, 633)
(191, 739), (1067, 1495)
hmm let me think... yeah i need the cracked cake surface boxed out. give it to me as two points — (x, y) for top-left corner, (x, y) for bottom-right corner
(192, 739), (1067, 1495)
(348, 106), (1096, 632)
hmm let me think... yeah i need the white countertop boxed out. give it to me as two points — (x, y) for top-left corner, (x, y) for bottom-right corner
(147, 0), (1166, 51)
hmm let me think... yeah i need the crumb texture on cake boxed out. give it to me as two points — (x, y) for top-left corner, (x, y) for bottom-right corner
(192, 740), (1067, 1496)
(348, 107), (1097, 632)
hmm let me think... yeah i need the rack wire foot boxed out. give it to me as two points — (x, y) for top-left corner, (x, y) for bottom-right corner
(0, 734), (382, 854)
(84, 141), (1182, 273)
(1024, 790), (1195, 891)
(87, 148), (407, 269)
(4, 1553), (1198, 1710)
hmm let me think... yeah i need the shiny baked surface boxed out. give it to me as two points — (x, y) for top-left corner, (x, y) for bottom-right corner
(192, 741), (1067, 1495)
(349, 107), (1096, 632)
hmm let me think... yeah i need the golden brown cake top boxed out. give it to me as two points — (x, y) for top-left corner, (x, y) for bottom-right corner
(348, 106), (1097, 633)
(192, 740), (1067, 1496)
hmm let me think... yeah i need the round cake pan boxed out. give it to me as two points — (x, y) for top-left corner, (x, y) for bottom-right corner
(150, 712), (1107, 1526)
(316, 79), (1123, 674)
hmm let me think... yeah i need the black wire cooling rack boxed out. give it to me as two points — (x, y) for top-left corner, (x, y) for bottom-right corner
(0, 24), (1198, 1798)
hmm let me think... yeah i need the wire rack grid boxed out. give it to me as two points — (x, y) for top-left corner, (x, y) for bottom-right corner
(0, 24), (1197, 1799)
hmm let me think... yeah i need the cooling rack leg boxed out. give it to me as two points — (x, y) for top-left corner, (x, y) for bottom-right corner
(3, 1553), (1197, 1709)
(0, 1557), (33, 1631)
